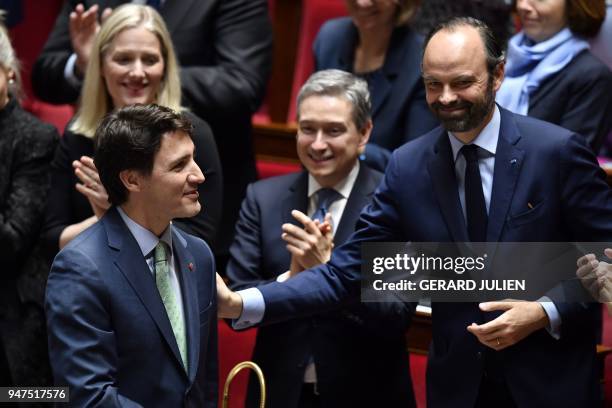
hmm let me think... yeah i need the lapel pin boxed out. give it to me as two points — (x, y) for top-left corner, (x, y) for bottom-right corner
(188, 262), (194, 271)
(510, 158), (518, 165)
(527, 202), (534, 209)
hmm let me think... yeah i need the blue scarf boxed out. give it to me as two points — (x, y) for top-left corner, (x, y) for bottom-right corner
(497, 28), (589, 115)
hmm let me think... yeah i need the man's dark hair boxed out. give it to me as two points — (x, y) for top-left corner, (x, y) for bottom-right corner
(94, 104), (194, 205)
(422, 16), (505, 75)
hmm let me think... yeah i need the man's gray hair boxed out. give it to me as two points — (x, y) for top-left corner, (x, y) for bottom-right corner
(296, 69), (371, 131)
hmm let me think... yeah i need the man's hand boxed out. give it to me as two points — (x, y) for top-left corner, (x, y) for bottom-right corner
(282, 210), (333, 277)
(466, 300), (549, 351)
(69, 3), (112, 75)
(216, 273), (243, 319)
(576, 249), (612, 302)
(74, 156), (110, 218)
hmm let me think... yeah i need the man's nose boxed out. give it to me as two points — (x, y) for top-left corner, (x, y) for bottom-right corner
(311, 131), (328, 150)
(516, 0), (532, 13)
(188, 161), (205, 185)
(356, 0), (374, 7)
(439, 85), (458, 105)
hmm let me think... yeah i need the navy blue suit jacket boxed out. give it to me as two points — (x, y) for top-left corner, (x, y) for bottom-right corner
(314, 18), (438, 151)
(255, 108), (612, 408)
(45, 207), (218, 407)
(227, 165), (415, 408)
(527, 49), (612, 152)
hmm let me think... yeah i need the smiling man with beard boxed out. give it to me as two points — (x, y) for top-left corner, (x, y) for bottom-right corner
(218, 18), (612, 407)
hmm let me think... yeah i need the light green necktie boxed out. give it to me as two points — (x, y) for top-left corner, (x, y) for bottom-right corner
(154, 242), (188, 372)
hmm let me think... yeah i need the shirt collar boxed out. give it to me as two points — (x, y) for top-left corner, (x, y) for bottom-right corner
(117, 206), (173, 257)
(448, 104), (501, 162)
(307, 161), (360, 199)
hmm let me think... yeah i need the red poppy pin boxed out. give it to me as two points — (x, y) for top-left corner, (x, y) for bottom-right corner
(188, 262), (194, 271)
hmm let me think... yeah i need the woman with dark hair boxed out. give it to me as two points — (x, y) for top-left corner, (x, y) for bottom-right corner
(0, 12), (58, 386)
(314, 0), (437, 171)
(497, 0), (612, 151)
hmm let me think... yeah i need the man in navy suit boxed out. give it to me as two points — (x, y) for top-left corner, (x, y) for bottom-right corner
(46, 104), (218, 407)
(218, 17), (612, 407)
(226, 70), (414, 408)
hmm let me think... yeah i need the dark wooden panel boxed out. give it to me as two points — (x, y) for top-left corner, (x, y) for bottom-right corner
(253, 122), (300, 163)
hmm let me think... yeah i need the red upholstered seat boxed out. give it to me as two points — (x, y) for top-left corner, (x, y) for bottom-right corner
(217, 321), (258, 407)
(286, 0), (348, 123)
(256, 160), (301, 179)
(9, 0), (74, 133)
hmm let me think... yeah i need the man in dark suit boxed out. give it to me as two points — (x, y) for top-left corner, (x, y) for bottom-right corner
(32, 0), (273, 262)
(46, 104), (218, 407)
(226, 70), (414, 408)
(218, 18), (612, 407)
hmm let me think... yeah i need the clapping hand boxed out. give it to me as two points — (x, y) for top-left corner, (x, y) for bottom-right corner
(282, 210), (333, 278)
(576, 249), (612, 303)
(74, 156), (110, 218)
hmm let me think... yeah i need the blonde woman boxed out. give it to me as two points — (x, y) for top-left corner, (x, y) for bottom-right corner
(42, 4), (222, 255)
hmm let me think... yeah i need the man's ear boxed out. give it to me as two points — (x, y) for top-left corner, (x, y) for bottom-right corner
(119, 169), (143, 193)
(493, 61), (505, 92)
(359, 119), (373, 147)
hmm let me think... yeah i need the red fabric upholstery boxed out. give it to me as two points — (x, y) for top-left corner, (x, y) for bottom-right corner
(256, 160), (301, 180)
(409, 353), (427, 408)
(9, 0), (74, 133)
(217, 321), (258, 407)
(286, 0), (348, 122)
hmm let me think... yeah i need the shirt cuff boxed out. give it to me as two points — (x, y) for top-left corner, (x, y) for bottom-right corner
(276, 271), (291, 282)
(232, 287), (265, 330)
(538, 297), (561, 339)
(64, 53), (83, 88)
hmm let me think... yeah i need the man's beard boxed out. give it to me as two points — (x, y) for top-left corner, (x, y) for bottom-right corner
(429, 78), (495, 133)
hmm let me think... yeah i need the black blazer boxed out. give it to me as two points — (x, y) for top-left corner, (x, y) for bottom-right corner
(41, 111), (222, 255)
(33, 0), (274, 253)
(314, 18), (438, 151)
(0, 98), (58, 386)
(227, 165), (415, 408)
(527, 49), (612, 152)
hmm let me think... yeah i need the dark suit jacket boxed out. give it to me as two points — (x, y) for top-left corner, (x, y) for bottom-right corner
(255, 108), (612, 408)
(227, 165), (415, 408)
(45, 207), (218, 407)
(314, 18), (438, 151)
(528, 49), (612, 152)
(33, 0), (273, 255)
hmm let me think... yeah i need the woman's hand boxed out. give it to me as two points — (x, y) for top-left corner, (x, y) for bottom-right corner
(73, 156), (110, 218)
(69, 3), (112, 76)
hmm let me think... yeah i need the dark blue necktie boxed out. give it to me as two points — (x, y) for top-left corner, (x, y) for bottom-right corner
(461, 145), (488, 242)
(312, 188), (342, 227)
(147, 0), (161, 10)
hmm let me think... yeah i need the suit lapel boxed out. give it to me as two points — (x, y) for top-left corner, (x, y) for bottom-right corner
(104, 209), (186, 377)
(172, 229), (200, 382)
(487, 108), (524, 242)
(282, 172), (309, 227)
(427, 131), (470, 242)
(335, 166), (378, 244)
(371, 27), (420, 118)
